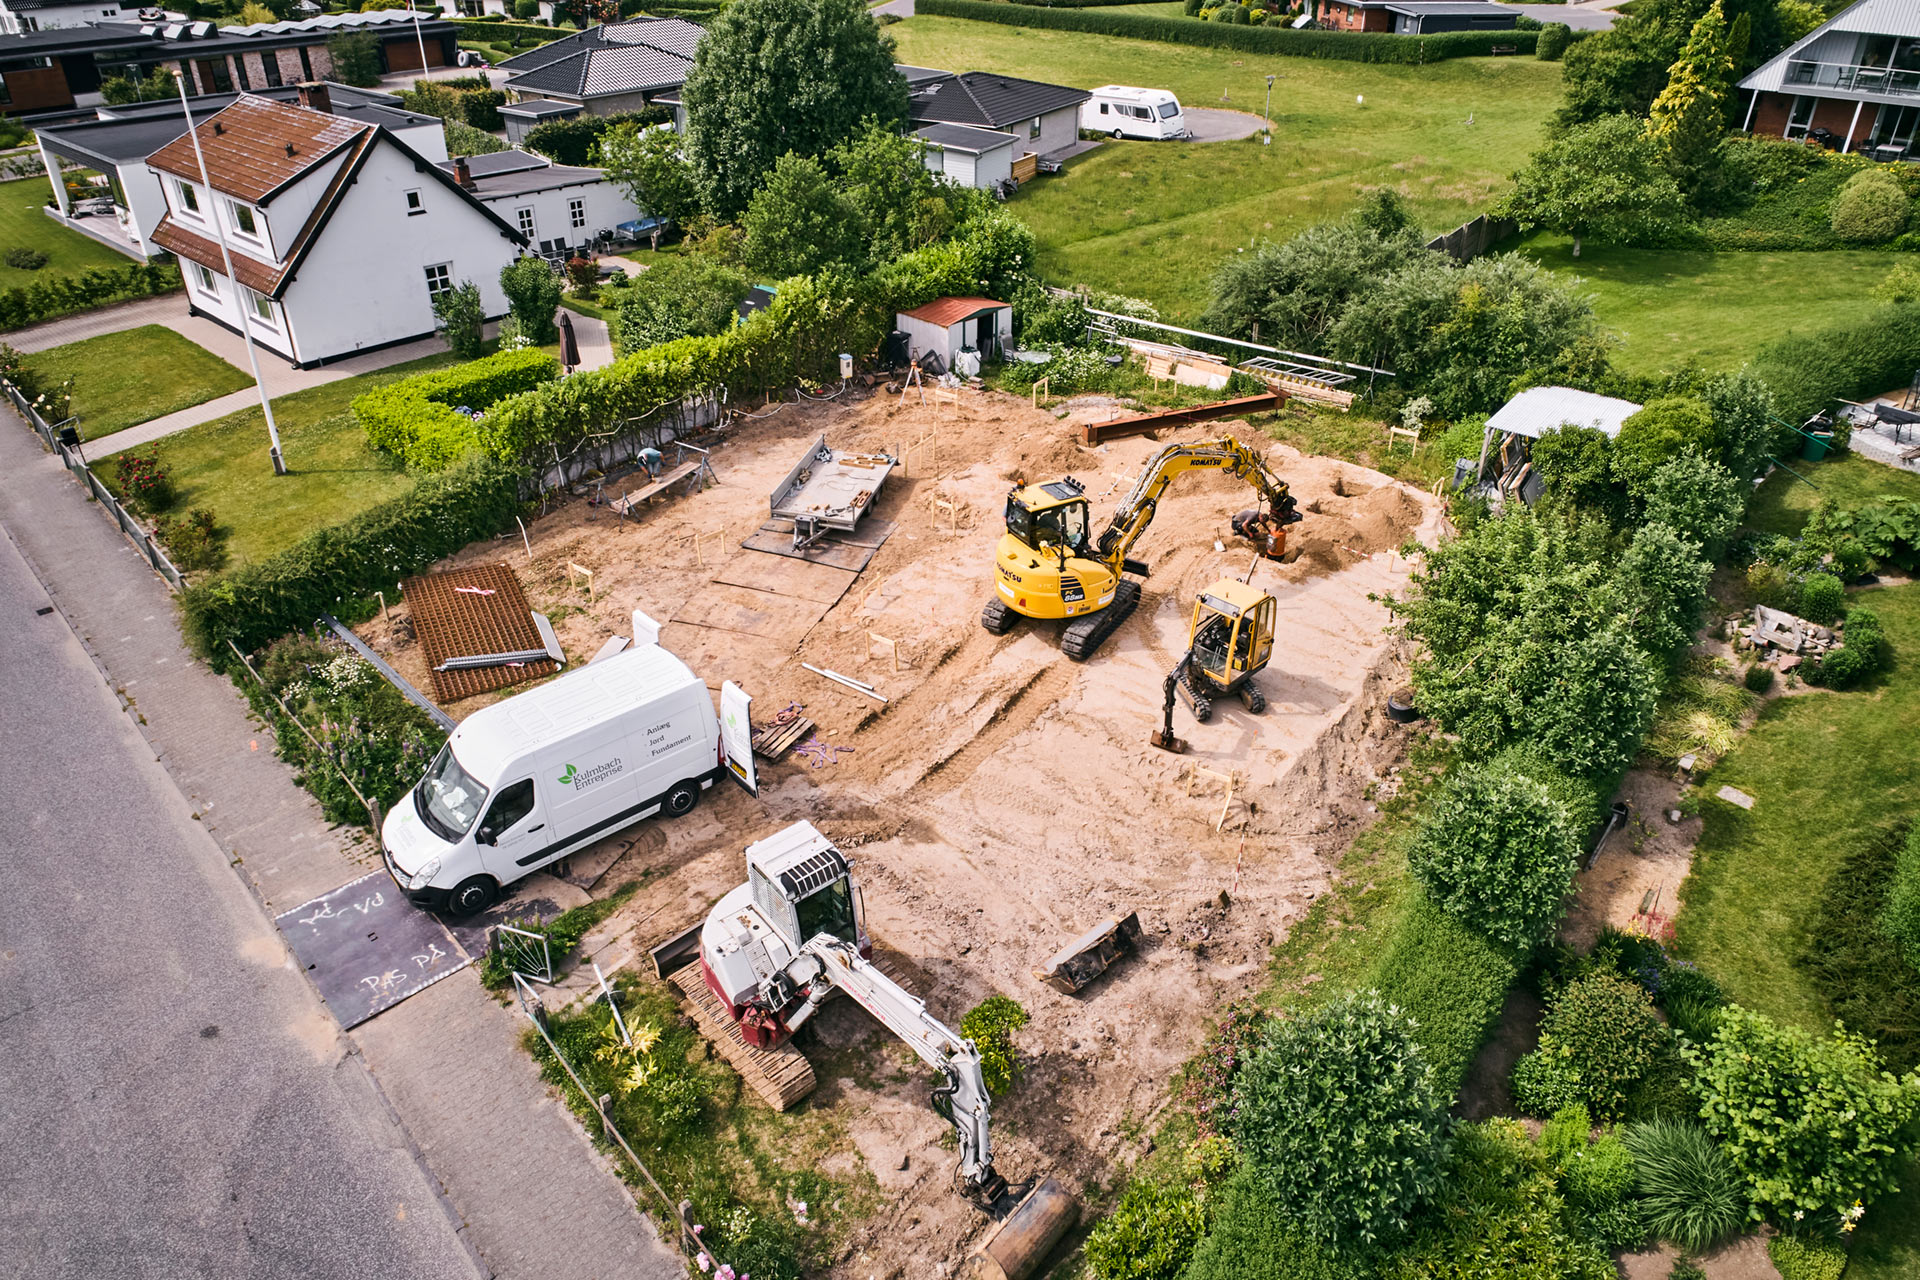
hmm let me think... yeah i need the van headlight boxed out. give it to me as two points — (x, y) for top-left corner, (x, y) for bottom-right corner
(407, 857), (441, 890)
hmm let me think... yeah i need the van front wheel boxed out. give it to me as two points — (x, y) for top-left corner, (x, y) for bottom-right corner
(663, 780), (700, 818)
(446, 875), (498, 918)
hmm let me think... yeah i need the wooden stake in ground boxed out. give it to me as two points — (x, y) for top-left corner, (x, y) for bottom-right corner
(567, 561), (595, 602)
(1186, 764), (1239, 832)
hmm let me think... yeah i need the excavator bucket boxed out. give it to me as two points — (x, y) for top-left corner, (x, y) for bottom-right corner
(1148, 727), (1187, 754)
(1034, 912), (1143, 995)
(964, 1178), (1081, 1280)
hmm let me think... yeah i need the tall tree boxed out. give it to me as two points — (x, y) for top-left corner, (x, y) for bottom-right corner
(1498, 113), (1689, 257)
(739, 153), (870, 279)
(1645, 0), (1735, 188)
(599, 123), (701, 225)
(681, 0), (909, 217)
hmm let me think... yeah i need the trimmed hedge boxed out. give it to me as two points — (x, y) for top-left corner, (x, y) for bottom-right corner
(456, 17), (565, 44)
(0, 259), (181, 330)
(1369, 895), (1519, 1098)
(914, 0), (1538, 62)
(179, 455), (524, 662)
(352, 348), (561, 470)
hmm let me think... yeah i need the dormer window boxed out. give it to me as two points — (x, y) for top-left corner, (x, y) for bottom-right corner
(176, 179), (199, 215)
(230, 200), (258, 238)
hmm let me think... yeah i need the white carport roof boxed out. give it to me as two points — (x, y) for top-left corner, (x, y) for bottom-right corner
(1485, 386), (1643, 440)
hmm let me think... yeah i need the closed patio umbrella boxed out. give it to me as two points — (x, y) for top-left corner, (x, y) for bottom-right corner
(559, 311), (579, 372)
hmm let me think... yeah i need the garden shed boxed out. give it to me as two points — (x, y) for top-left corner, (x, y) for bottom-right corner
(1469, 385), (1642, 505)
(895, 296), (1012, 373)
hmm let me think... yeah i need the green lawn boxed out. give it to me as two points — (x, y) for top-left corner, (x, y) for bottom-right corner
(0, 176), (138, 290)
(23, 325), (250, 440)
(1515, 233), (1908, 379)
(1744, 449), (1920, 539)
(109, 351), (458, 567)
(890, 14), (1566, 319)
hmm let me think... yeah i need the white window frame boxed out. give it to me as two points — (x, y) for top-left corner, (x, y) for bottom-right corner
(191, 261), (217, 295)
(228, 199), (260, 241)
(405, 188), (424, 215)
(424, 262), (453, 300)
(242, 285), (275, 326)
(516, 206), (535, 237)
(568, 197), (585, 229)
(1029, 116), (1042, 140)
(176, 178), (200, 217)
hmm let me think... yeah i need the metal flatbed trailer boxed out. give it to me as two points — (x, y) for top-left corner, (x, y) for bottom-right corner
(768, 434), (896, 550)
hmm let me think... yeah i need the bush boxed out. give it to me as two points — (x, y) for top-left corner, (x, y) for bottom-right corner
(1768, 1234), (1850, 1280)
(499, 255), (562, 346)
(1752, 303), (1920, 424)
(1799, 572), (1845, 624)
(708, 1203), (800, 1280)
(514, 0), (537, 17)
(1642, 450), (1745, 558)
(610, 255), (751, 355)
(352, 348), (560, 470)
(525, 107), (672, 165)
(1232, 990), (1448, 1246)
(1367, 896), (1519, 1097)
(1084, 1178), (1202, 1280)
(178, 455), (524, 661)
(4, 247), (47, 270)
(1625, 1119), (1748, 1252)
(914, 0), (1536, 60)
(1182, 1172), (1370, 1280)
(1800, 824), (1920, 1076)
(1830, 169), (1910, 243)
(115, 446), (176, 514)
(959, 995), (1029, 1097)
(1744, 664), (1775, 693)
(1407, 760), (1581, 950)
(432, 280), (486, 360)
(1687, 1005), (1920, 1224)
(565, 256), (597, 298)
(154, 508), (225, 573)
(1883, 826), (1920, 978)
(1536, 20), (1571, 59)
(1515, 972), (1667, 1119)
(444, 120), (508, 156)
(0, 259), (180, 330)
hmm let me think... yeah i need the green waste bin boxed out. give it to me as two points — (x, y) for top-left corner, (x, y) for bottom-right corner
(1801, 434), (1831, 462)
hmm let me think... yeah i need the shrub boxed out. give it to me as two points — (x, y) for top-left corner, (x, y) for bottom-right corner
(1512, 1049), (1584, 1116)
(499, 255), (563, 345)
(611, 255), (752, 356)
(1625, 1119), (1748, 1252)
(432, 280), (486, 359)
(1406, 761), (1580, 950)
(1810, 634), (1885, 689)
(4, 247), (47, 270)
(444, 120), (508, 156)
(1752, 303), (1920, 424)
(154, 508), (225, 573)
(1232, 990), (1447, 1246)
(1799, 572), (1845, 624)
(1744, 664), (1775, 693)
(708, 1203), (799, 1280)
(178, 455), (523, 660)
(0, 259), (181, 330)
(351, 348), (560, 469)
(1613, 397), (1718, 499)
(1083, 1178), (1202, 1280)
(1687, 1005), (1920, 1224)
(1883, 826), (1920, 978)
(525, 107), (672, 165)
(114, 446), (175, 514)
(1830, 168), (1910, 243)
(959, 995), (1029, 1097)
(1516, 972), (1667, 1119)
(1367, 896), (1519, 1097)
(564, 256), (598, 298)
(1182, 1172), (1370, 1280)
(1768, 1234), (1850, 1280)
(1536, 20), (1571, 59)
(1642, 450), (1745, 559)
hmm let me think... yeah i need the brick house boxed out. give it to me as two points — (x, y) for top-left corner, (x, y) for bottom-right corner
(1739, 0), (1920, 158)
(1313, 0), (1518, 33)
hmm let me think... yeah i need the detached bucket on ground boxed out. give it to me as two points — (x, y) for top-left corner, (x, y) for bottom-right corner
(963, 1178), (1080, 1280)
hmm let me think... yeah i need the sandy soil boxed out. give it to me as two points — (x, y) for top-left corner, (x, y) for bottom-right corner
(356, 384), (1444, 1275)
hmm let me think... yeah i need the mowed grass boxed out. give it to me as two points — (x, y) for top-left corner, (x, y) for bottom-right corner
(1516, 233), (1911, 378)
(0, 176), (139, 290)
(1745, 450), (1920, 538)
(107, 351), (457, 567)
(890, 15), (1566, 318)
(23, 325), (251, 440)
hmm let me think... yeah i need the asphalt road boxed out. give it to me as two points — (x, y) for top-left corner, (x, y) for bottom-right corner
(0, 527), (483, 1280)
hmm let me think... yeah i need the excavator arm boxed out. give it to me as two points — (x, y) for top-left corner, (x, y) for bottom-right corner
(1095, 438), (1300, 569)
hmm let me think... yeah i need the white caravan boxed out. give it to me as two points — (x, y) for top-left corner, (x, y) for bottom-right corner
(1082, 85), (1189, 140)
(381, 612), (757, 916)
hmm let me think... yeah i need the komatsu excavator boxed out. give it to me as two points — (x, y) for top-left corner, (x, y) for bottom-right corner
(980, 437), (1300, 661)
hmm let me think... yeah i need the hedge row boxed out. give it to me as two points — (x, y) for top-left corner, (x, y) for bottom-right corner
(456, 17), (567, 43)
(914, 0), (1539, 62)
(1005, 0), (1178, 6)
(179, 455), (524, 661)
(1368, 895), (1519, 1098)
(1751, 302), (1920, 425)
(0, 259), (180, 331)
(352, 347), (560, 470)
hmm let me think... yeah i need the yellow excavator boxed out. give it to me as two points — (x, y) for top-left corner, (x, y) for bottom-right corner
(980, 437), (1300, 661)
(1150, 579), (1278, 753)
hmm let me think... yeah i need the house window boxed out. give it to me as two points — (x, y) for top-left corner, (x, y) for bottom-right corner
(199, 59), (231, 94)
(516, 207), (535, 236)
(233, 54), (249, 90)
(243, 286), (274, 324)
(424, 262), (453, 299)
(191, 261), (216, 293)
(230, 200), (258, 238)
(0, 79), (11, 107)
(405, 189), (424, 215)
(1786, 94), (1815, 139)
(568, 198), (584, 229)
(1029, 116), (1042, 140)
(176, 179), (200, 215)
(298, 46), (313, 80)
(262, 53), (281, 87)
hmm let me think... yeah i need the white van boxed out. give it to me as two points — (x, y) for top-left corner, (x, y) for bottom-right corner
(1082, 85), (1189, 141)
(381, 613), (758, 916)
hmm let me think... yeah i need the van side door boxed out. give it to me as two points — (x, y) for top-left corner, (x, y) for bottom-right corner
(475, 778), (547, 875)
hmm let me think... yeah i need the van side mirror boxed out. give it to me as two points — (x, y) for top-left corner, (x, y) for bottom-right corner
(476, 827), (496, 846)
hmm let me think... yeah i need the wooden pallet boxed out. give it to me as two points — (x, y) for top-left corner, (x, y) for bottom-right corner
(752, 715), (815, 761)
(668, 964), (817, 1111)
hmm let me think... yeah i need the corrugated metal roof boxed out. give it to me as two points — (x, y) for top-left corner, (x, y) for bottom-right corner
(1741, 0), (1920, 92)
(147, 95), (366, 203)
(900, 295), (1010, 328)
(1485, 385), (1642, 440)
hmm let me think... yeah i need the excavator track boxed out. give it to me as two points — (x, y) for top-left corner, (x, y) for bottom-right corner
(980, 597), (1016, 635)
(1060, 579), (1142, 663)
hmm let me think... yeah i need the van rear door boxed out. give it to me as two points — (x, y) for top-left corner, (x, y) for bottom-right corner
(719, 681), (758, 796)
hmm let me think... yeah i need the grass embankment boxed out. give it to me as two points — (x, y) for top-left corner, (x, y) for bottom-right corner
(1677, 456), (1920, 1279)
(22, 324), (250, 440)
(103, 351), (457, 567)
(889, 14), (1565, 319)
(1516, 234), (1912, 379)
(0, 176), (136, 290)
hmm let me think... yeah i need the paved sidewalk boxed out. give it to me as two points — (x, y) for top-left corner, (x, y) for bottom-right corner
(0, 413), (685, 1280)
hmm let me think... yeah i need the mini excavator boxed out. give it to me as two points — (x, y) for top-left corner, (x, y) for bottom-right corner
(1150, 578), (1278, 753)
(981, 437), (1300, 661)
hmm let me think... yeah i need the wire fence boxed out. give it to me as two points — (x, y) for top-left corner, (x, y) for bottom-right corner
(3, 378), (185, 590)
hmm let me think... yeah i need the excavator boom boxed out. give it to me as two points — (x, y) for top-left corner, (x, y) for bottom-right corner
(1095, 437), (1298, 571)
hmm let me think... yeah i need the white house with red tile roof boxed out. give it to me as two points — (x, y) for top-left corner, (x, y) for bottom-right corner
(145, 86), (526, 366)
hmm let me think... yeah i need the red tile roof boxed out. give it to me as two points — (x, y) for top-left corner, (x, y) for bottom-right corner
(147, 95), (367, 203)
(900, 296), (1009, 328)
(148, 217), (286, 295)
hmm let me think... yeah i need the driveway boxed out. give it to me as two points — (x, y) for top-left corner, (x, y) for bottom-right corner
(1506, 2), (1619, 29)
(1184, 107), (1268, 142)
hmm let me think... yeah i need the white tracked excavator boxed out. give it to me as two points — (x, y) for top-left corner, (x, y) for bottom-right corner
(677, 822), (1080, 1280)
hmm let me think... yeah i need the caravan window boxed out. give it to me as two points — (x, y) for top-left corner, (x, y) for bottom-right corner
(419, 744), (489, 840)
(1158, 101), (1180, 118)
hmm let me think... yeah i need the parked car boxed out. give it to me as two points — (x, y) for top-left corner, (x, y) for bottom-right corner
(1082, 85), (1189, 140)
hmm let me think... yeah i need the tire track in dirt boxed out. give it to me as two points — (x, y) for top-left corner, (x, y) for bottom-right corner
(913, 661), (1076, 799)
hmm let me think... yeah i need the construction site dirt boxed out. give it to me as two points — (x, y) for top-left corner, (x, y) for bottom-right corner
(354, 384), (1445, 1276)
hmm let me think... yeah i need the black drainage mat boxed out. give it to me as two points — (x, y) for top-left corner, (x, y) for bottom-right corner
(276, 872), (473, 1029)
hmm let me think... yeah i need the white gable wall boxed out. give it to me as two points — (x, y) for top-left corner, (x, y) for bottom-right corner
(475, 173), (637, 250)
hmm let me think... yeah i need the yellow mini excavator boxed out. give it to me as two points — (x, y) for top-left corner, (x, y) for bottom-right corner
(981, 437), (1300, 661)
(1150, 579), (1278, 753)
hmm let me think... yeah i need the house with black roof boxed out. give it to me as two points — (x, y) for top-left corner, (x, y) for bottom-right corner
(906, 69), (1089, 174)
(495, 18), (702, 118)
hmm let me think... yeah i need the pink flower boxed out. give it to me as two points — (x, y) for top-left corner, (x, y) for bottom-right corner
(695, 1252), (710, 1273)
(716, 1267), (737, 1280)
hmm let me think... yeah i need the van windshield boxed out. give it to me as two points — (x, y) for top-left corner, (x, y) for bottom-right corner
(1158, 101), (1181, 119)
(417, 743), (488, 842)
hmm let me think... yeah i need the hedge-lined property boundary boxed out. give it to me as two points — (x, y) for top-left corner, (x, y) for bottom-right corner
(914, 0), (1540, 62)
(455, 17), (567, 44)
(0, 259), (181, 331)
(179, 455), (523, 660)
(1750, 302), (1920, 425)
(352, 347), (559, 469)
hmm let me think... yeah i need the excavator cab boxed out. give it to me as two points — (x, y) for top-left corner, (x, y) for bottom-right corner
(1003, 480), (1092, 556)
(1190, 582), (1275, 691)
